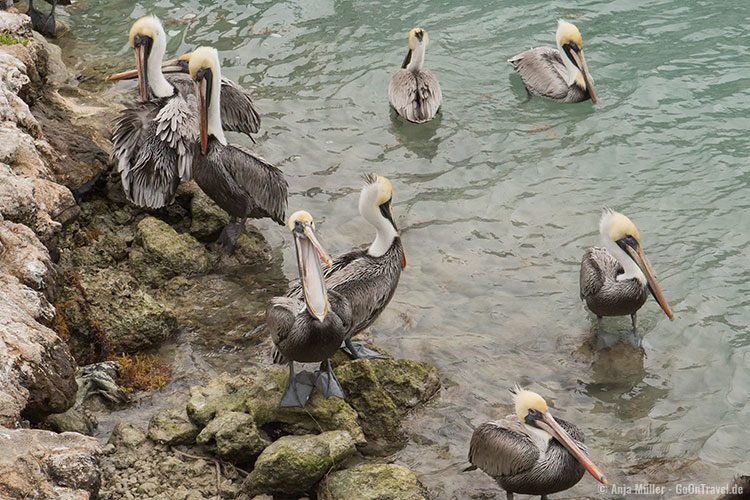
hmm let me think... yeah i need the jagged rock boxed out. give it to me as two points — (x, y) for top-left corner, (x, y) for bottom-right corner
(57, 266), (178, 360)
(186, 367), (365, 446)
(245, 431), (356, 496)
(0, 428), (101, 500)
(317, 464), (430, 500)
(196, 411), (270, 461)
(0, 219), (59, 301)
(149, 407), (200, 445)
(131, 216), (213, 285)
(190, 188), (229, 240)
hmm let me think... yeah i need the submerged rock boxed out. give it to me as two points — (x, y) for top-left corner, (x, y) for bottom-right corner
(317, 463), (430, 500)
(245, 430), (356, 496)
(0, 428), (101, 500)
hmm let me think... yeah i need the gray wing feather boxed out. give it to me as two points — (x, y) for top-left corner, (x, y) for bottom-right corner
(389, 68), (442, 123)
(154, 93), (199, 181)
(580, 247), (619, 301)
(508, 47), (570, 100)
(468, 419), (540, 478)
(223, 145), (288, 224)
(266, 296), (300, 364)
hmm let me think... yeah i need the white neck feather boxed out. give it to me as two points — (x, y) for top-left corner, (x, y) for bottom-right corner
(148, 30), (173, 98)
(207, 56), (227, 145)
(407, 44), (426, 72)
(524, 423), (552, 451)
(359, 188), (398, 258)
(601, 233), (646, 284)
(556, 42), (580, 87)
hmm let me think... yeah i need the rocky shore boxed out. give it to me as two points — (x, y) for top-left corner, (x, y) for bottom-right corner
(0, 8), (442, 499)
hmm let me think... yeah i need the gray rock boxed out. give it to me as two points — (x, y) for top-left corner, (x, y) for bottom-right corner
(317, 464), (430, 500)
(196, 411), (270, 461)
(148, 408), (200, 445)
(190, 188), (229, 240)
(108, 421), (147, 449)
(245, 431), (356, 496)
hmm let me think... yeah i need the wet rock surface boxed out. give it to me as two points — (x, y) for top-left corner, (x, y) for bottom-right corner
(317, 463), (430, 500)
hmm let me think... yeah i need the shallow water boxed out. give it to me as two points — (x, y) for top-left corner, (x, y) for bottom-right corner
(53, 0), (749, 497)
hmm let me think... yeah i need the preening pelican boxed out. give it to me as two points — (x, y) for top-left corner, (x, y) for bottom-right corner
(267, 211), (349, 407)
(189, 47), (287, 252)
(466, 387), (608, 500)
(508, 20), (598, 104)
(389, 28), (442, 123)
(110, 16), (198, 209)
(109, 52), (261, 140)
(580, 209), (674, 330)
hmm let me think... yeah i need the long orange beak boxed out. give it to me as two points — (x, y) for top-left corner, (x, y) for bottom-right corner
(572, 50), (598, 105)
(537, 412), (608, 486)
(194, 78), (209, 154)
(133, 45), (149, 101)
(108, 68), (138, 81)
(107, 58), (185, 82)
(624, 244), (674, 320)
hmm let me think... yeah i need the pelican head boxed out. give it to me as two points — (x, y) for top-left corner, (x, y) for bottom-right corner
(402, 28), (429, 70)
(161, 52), (191, 73)
(189, 47), (227, 153)
(511, 387), (608, 487)
(120, 16), (169, 100)
(288, 210), (332, 322)
(359, 174), (406, 267)
(600, 209), (674, 320)
(556, 20), (598, 104)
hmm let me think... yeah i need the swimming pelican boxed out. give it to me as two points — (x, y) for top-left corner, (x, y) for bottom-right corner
(110, 15), (198, 208)
(189, 47), (287, 252)
(580, 209), (674, 330)
(466, 387), (608, 499)
(389, 28), (442, 123)
(267, 211), (350, 407)
(508, 20), (598, 104)
(109, 52), (261, 140)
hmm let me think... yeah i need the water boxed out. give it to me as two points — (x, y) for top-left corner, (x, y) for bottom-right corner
(54, 0), (750, 497)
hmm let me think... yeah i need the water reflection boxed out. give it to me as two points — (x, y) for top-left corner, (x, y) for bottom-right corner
(388, 108), (443, 160)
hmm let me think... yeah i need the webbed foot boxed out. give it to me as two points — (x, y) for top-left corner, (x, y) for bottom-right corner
(280, 364), (315, 407)
(342, 339), (385, 360)
(314, 360), (345, 399)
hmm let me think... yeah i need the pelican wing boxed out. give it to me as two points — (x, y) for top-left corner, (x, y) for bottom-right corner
(266, 296), (300, 364)
(389, 68), (442, 123)
(580, 247), (620, 301)
(154, 91), (199, 182)
(508, 47), (570, 99)
(468, 418), (540, 478)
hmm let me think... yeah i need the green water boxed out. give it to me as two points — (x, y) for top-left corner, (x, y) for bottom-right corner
(56, 0), (749, 497)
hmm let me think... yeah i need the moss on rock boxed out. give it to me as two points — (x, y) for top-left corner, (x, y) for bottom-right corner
(189, 189), (228, 241)
(195, 411), (270, 462)
(317, 463), (430, 500)
(148, 408), (199, 445)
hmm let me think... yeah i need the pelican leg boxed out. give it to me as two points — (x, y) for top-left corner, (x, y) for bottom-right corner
(217, 216), (246, 254)
(279, 362), (315, 407)
(313, 359), (345, 399)
(631, 312), (638, 331)
(505, 492), (513, 500)
(342, 338), (385, 360)
(597, 316), (603, 332)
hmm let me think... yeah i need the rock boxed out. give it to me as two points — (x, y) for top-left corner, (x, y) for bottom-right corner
(317, 464), (430, 500)
(196, 411), (270, 462)
(231, 226), (272, 266)
(368, 359), (441, 412)
(245, 431), (356, 496)
(148, 408), (200, 445)
(131, 216), (213, 285)
(46, 406), (95, 435)
(109, 421), (147, 449)
(190, 188), (229, 240)
(0, 219), (59, 301)
(57, 266), (178, 359)
(0, 428), (101, 500)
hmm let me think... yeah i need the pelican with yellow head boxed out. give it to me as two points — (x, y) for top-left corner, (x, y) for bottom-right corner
(508, 20), (598, 104)
(467, 387), (608, 499)
(580, 209), (674, 330)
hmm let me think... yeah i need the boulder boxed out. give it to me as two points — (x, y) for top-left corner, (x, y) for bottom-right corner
(195, 411), (270, 462)
(0, 428), (101, 500)
(245, 431), (356, 496)
(108, 421), (147, 449)
(317, 463), (429, 500)
(189, 188), (228, 240)
(148, 407), (200, 445)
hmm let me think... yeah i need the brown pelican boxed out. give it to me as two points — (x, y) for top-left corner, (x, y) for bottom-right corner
(466, 387), (608, 499)
(110, 15), (198, 209)
(109, 52), (261, 140)
(189, 47), (287, 252)
(580, 209), (674, 330)
(389, 28), (442, 123)
(267, 211), (350, 407)
(508, 20), (598, 104)
(25, 0), (71, 36)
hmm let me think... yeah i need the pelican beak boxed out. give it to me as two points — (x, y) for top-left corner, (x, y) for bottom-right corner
(161, 57), (189, 74)
(572, 50), (598, 104)
(133, 44), (150, 101)
(194, 75), (209, 154)
(536, 412), (608, 486)
(623, 243), (674, 320)
(108, 68), (138, 81)
(293, 223), (331, 321)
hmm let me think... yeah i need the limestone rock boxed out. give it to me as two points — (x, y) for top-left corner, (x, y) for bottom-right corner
(108, 421), (147, 449)
(317, 464), (429, 500)
(148, 407), (200, 445)
(189, 188), (229, 240)
(0, 428), (101, 500)
(0, 219), (59, 302)
(245, 431), (356, 496)
(196, 411), (270, 461)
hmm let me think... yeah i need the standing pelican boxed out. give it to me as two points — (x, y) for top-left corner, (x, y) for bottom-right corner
(267, 211), (350, 407)
(389, 28), (442, 123)
(189, 47), (287, 252)
(109, 52), (261, 140)
(508, 20), (598, 104)
(466, 387), (608, 499)
(110, 16), (198, 209)
(580, 209), (674, 330)
(26, 0), (71, 36)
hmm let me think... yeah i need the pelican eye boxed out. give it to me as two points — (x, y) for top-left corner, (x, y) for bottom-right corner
(616, 235), (639, 251)
(133, 34), (153, 50)
(525, 408), (543, 424)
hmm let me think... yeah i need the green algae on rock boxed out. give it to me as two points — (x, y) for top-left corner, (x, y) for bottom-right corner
(196, 411), (270, 461)
(148, 408), (200, 446)
(244, 430), (356, 496)
(317, 463), (430, 500)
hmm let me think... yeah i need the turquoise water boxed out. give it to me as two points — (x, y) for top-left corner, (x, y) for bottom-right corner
(58, 0), (749, 497)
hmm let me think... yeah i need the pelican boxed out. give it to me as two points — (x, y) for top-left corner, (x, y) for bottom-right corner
(267, 211), (350, 407)
(389, 28), (442, 123)
(508, 20), (598, 104)
(109, 52), (261, 140)
(26, 0), (71, 36)
(580, 209), (674, 330)
(466, 387), (608, 499)
(110, 15), (198, 209)
(189, 47), (287, 252)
